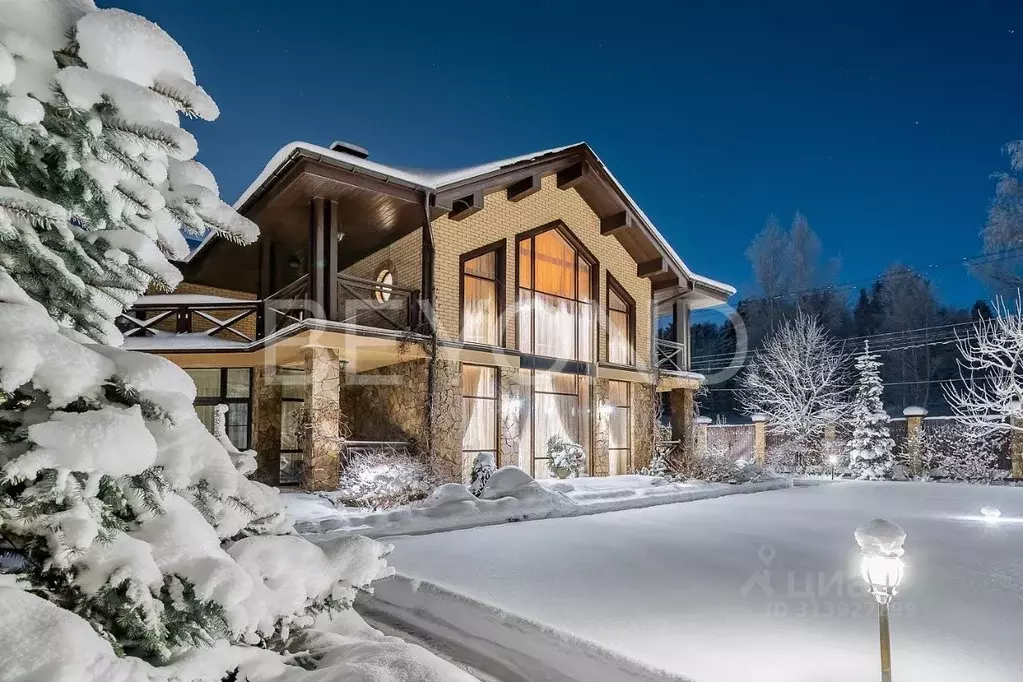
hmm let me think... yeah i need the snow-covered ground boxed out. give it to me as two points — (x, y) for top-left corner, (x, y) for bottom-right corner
(286, 470), (791, 539)
(360, 482), (1023, 682)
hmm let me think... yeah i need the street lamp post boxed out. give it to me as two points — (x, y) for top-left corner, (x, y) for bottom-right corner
(855, 518), (907, 682)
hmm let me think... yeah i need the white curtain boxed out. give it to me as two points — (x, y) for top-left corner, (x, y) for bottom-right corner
(533, 293), (575, 359)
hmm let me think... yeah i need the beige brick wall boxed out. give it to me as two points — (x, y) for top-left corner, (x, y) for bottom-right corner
(341, 227), (422, 292)
(431, 174), (652, 369)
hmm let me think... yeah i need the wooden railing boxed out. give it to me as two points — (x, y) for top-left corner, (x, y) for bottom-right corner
(117, 271), (422, 344)
(117, 300), (261, 343)
(336, 273), (419, 331)
(655, 338), (688, 373)
(263, 274), (311, 336)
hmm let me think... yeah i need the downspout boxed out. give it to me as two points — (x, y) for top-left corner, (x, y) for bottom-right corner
(422, 190), (438, 464)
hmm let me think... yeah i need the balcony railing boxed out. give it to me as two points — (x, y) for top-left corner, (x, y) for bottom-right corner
(117, 271), (421, 345)
(118, 299), (261, 343)
(655, 338), (688, 373)
(336, 273), (419, 331)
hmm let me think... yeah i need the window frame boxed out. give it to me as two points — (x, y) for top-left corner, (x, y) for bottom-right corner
(605, 272), (636, 367)
(606, 379), (632, 475)
(277, 367), (305, 484)
(188, 368), (253, 450)
(460, 363), (500, 465)
(514, 221), (599, 363)
(459, 240), (506, 347)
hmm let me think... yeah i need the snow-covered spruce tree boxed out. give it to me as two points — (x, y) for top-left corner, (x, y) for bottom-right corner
(0, 3), (391, 678)
(845, 341), (895, 479)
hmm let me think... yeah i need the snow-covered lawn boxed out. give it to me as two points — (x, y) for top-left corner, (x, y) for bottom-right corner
(286, 471), (791, 539)
(360, 482), (1023, 682)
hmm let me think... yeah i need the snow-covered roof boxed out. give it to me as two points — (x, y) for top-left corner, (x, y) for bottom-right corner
(185, 142), (735, 298)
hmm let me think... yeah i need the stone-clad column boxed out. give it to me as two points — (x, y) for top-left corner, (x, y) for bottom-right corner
(591, 379), (611, 476)
(632, 384), (656, 472)
(429, 358), (464, 482)
(301, 346), (345, 491)
(668, 387), (695, 460)
(252, 364), (282, 486)
(498, 367), (521, 470)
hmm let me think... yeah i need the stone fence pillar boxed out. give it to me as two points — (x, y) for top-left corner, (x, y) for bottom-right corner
(903, 406), (927, 476)
(694, 416), (711, 456)
(1011, 414), (1023, 480)
(751, 414), (768, 465)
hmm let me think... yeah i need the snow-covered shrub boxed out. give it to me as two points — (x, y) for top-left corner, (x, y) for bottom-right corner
(469, 451), (496, 497)
(0, 3), (394, 678)
(925, 422), (1005, 483)
(334, 447), (439, 510)
(546, 434), (585, 479)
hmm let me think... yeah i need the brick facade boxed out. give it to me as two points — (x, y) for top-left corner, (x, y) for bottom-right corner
(431, 175), (652, 367)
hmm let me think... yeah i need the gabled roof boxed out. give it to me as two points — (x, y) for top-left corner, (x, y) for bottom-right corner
(184, 142), (735, 299)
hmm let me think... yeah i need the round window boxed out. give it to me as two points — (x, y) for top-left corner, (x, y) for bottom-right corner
(374, 269), (393, 303)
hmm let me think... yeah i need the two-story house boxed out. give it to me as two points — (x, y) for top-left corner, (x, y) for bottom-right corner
(119, 141), (734, 490)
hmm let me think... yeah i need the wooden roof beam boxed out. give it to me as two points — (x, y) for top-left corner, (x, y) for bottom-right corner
(638, 257), (667, 278)
(652, 276), (680, 292)
(600, 211), (634, 236)
(448, 190), (484, 221)
(507, 174), (541, 202)
(556, 162), (588, 190)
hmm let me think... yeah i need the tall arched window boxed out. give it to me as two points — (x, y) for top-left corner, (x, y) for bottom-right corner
(516, 225), (595, 362)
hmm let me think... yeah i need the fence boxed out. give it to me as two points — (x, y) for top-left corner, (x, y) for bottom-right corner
(701, 411), (1016, 479)
(706, 424), (755, 460)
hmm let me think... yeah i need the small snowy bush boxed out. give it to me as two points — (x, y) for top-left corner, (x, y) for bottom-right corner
(546, 435), (585, 479)
(334, 448), (439, 510)
(469, 452), (496, 497)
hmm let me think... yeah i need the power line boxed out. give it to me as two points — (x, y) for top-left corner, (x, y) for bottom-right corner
(746, 244), (1023, 303)
(687, 321), (973, 368)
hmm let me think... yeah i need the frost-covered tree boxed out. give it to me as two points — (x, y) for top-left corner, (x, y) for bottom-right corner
(0, 3), (391, 678)
(740, 315), (851, 469)
(945, 293), (1023, 478)
(846, 341), (895, 479)
(973, 141), (1023, 296)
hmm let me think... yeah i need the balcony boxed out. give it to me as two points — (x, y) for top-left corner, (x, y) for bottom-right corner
(118, 272), (422, 350)
(655, 338), (688, 374)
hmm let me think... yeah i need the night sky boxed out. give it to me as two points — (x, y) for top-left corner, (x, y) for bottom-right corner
(110, 0), (1023, 308)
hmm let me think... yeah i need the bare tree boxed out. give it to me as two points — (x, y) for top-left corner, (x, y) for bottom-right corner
(740, 315), (852, 469)
(945, 293), (1023, 477)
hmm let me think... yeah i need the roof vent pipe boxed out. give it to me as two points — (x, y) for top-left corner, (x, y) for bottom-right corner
(329, 140), (369, 159)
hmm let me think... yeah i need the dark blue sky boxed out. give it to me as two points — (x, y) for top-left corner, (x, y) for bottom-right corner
(113, 0), (1023, 307)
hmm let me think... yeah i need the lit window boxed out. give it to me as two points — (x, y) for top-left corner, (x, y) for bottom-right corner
(517, 227), (594, 361)
(608, 278), (633, 365)
(461, 247), (502, 345)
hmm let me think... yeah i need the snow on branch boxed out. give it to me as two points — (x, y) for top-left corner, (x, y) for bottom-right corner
(740, 314), (852, 464)
(945, 292), (1023, 432)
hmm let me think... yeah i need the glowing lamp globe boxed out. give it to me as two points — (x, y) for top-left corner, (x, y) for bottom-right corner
(854, 518), (907, 605)
(981, 506), (1002, 521)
